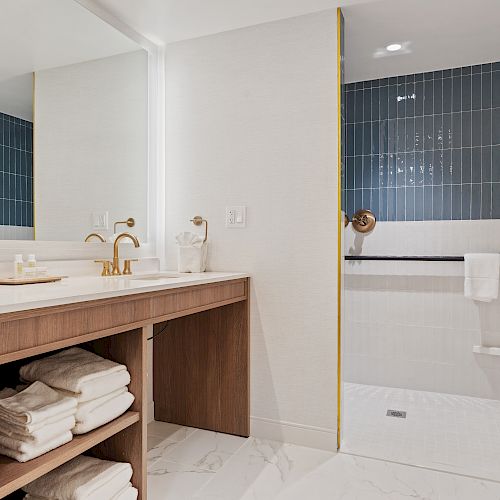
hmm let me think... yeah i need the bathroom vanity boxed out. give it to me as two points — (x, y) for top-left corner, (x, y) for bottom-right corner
(0, 272), (249, 499)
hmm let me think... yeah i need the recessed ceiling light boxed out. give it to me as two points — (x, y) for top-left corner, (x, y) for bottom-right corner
(386, 43), (402, 52)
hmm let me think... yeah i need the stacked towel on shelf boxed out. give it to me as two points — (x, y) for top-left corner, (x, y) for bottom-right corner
(20, 347), (135, 434)
(0, 382), (76, 462)
(23, 455), (138, 500)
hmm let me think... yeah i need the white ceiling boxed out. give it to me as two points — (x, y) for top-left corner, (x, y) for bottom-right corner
(0, 0), (138, 81)
(343, 0), (500, 82)
(92, 0), (369, 45)
(0, 74), (33, 122)
(93, 0), (500, 84)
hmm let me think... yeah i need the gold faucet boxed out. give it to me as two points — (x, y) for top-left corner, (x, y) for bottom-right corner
(85, 233), (106, 242)
(112, 232), (140, 275)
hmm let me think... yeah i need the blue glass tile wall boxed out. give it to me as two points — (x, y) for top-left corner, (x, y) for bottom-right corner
(344, 61), (500, 221)
(0, 113), (33, 227)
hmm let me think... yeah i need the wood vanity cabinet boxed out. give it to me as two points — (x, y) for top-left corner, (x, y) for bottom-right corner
(0, 278), (249, 499)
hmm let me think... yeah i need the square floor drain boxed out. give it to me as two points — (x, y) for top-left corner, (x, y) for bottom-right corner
(386, 409), (407, 418)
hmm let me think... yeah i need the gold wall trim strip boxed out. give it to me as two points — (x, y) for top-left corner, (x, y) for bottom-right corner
(336, 6), (343, 451)
(32, 72), (36, 240)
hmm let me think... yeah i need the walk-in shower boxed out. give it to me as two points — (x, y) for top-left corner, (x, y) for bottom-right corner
(340, 0), (500, 482)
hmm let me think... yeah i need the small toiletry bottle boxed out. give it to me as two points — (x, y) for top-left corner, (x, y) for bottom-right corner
(27, 254), (36, 268)
(14, 254), (24, 277)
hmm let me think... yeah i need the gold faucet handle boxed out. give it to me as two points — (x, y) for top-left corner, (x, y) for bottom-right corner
(123, 259), (138, 275)
(95, 260), (112, 276)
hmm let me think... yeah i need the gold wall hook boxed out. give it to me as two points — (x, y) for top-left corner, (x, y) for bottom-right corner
(351, 209), (376, 233)
(114, 217), (135, 234)
(190, 216), (208, 242)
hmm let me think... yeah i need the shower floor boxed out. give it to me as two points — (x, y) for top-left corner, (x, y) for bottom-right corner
(341, 382), (500, 482)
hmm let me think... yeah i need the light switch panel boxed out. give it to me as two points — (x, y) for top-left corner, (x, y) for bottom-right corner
(226, 206), (246, 228)
(92, 211), (109, 230)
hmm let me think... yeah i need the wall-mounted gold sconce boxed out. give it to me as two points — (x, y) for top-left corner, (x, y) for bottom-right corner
(351, 209), (376, 233)
(190, 216), (208, 242)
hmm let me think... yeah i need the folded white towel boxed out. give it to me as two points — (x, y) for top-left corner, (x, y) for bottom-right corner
(0, 382), (76, 426)
(0, 388), (17, 399)
(0, 430), (72, 462)
(112, 484), (138, 500)
(74, 387), (127, 422)
(0, 415), (75, 448)
(464, 253), (500, 302)
(20, 348), (131, 403)
(73, 390), (135, 435)
(0, 407), (76, 435)
(24, 484), (138, 500)
(49, 371), (131, 403)
(24, 455), (133, 500)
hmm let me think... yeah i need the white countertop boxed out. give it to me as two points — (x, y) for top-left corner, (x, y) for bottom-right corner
(0, 272), (249, 315)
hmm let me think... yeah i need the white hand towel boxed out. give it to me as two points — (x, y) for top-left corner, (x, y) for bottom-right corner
(464, 253), (500, 302)
(0, 415), (75, 447)
(176, 231), (208, 273)
(0, 430), (72, 462)
(20, 348), (131, 402)
(74, 387), (127, 422)
(23, 455), (133, 500)
(73, 391), (135, 435)
(0, 382), (76, 425)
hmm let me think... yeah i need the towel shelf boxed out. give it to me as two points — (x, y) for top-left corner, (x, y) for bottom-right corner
(0, 411), (139, 498)
(345, 256), (464, 262)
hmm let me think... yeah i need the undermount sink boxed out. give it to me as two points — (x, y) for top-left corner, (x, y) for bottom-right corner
(122, 273), (181, 281)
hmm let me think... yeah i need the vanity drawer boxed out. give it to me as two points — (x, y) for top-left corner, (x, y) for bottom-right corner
(151, 278), (247, 320)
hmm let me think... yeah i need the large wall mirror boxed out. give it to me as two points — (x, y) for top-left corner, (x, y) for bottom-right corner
(0, 0), (148, 243)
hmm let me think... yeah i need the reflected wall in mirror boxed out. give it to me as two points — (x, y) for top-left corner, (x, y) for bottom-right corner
(0, 0), (148, 242)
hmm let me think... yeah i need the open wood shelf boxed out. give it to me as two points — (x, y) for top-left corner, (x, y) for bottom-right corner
(0, 411), (139, 498)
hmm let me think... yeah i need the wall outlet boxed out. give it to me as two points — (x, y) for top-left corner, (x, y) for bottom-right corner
(226, 206), (246, 228)
(92, 211), (109, 230)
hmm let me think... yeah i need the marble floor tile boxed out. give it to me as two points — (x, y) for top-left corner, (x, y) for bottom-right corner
(163, 428), (248, 472)
(148, 422), (500, 500)
(148, 459), (215, 500)
(148, 421), (197, 442)
(274, 453), (500, 500)
(148, 438), (180, 467)
(192, 437), (334, 500)
(148, 435), (165, 451)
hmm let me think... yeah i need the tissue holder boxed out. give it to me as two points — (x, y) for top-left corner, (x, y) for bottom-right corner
(178, 242), (208, 273)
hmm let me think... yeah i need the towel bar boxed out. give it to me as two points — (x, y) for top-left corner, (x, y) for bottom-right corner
(345, 256), (464, 262)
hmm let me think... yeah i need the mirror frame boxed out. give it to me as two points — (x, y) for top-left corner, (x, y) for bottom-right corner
(0, 0), (166, 266)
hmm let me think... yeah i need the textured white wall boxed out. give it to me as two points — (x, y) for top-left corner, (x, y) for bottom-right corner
(344, 220), (500, 399)
(34, 50), (148, 242)
(164, 11), (339, 448)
